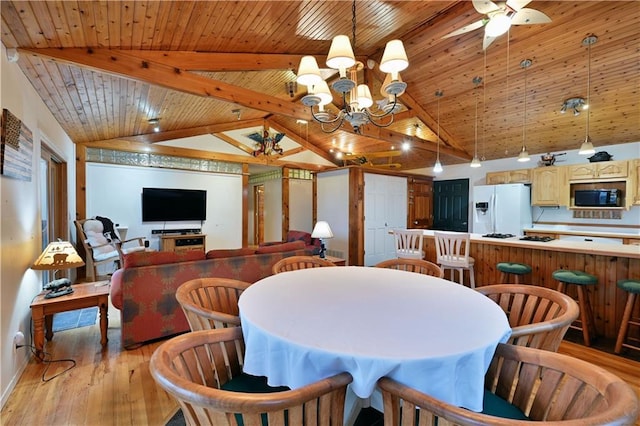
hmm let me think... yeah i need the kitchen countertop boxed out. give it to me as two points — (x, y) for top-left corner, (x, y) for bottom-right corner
(415, 230), (640, 259)
(523, 227), (640, 239)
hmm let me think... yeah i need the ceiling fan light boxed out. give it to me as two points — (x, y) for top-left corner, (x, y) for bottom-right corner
(379, 40), (409, 74)
(326, 35), (356, 71)
(433, 159), (443, 173)
(517, 147), (530, 162)
(485, 14), (512, 37)
(296, 56), (322, 87)
(470, 156), (482, 168)
(578, 138), (595, 155)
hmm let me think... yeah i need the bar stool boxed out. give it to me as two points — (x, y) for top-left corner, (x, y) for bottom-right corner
(552, 269), (597, 346)
(615, 279), (640, 354)
(497, 262), (532, 284)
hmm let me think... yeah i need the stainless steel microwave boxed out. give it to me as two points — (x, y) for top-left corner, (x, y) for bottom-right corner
(574, 189), (621, 207)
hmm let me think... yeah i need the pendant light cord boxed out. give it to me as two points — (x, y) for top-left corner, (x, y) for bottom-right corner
(522, 62), (527, 145)
(585, 37), (591, 140)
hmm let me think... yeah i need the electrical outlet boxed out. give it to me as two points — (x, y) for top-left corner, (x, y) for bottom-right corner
(14, 331), (25, 349)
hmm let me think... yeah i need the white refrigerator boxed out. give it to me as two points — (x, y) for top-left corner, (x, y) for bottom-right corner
(472, 183), (532, 235)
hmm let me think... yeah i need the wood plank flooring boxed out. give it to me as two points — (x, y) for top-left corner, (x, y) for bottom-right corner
(2, 301), (639, 425)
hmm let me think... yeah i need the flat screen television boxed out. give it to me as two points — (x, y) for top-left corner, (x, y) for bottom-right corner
(142, 188), (207, 222)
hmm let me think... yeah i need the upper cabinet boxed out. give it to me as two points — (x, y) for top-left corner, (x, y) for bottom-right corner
(532, 166), (568, 206)
(568, 160), (628, 181)
(485, 169), (531, 185)
(631, 159), (640, 206)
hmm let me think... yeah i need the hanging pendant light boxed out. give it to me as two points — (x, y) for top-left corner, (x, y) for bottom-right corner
(470, 77), (482, 168)
(579, 35), (597, 155)
(517, 59), (532, 162)
(433, 90), (444, 173)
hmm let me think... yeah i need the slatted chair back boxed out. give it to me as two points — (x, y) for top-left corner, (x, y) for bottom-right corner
(378, 343), (639, 425)
(375, 258), (444, 278)
(393, 229), (425, 260)
(434, 231), (475, 288)
(176, 278), (252, 331)
(150, 327), (353, 426)
(272, 255), (336, 275)
(477, 284), (580, 351)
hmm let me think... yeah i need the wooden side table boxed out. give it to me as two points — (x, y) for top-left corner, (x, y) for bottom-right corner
(317, 255), (346, 266)
(30, 282), (110, 361)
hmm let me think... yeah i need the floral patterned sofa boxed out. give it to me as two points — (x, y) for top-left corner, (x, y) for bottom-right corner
(110, 240), (312, 348)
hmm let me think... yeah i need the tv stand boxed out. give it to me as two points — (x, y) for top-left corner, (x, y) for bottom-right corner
(160, 234), (206, 253)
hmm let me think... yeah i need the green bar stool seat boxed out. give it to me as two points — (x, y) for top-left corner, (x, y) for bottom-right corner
(553, 269), (598, 346)
(497, 262), (532, 284)
(615, 279), (640, 354)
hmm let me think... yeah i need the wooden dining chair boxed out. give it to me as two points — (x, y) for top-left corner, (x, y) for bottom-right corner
(272, 255), (336, 274)
(175, 278), (252, 331)
(393, 229), (425, 260)
(378, 343), (639, 425)
(476, 284), (580, 351)
(434, 231), (475, 288)
(149, 327), (353, 426)
(375, 258), (444, 278)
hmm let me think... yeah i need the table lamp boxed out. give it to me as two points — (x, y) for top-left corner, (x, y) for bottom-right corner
(32, 240), (85, 298)
(311, 221), (334, 259)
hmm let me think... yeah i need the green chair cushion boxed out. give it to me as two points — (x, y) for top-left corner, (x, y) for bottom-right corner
(482, 390), (530, 420)
(497, 262), (532, 275)
(221, 374), (290, 426)
(617, 279), (640, 294)
(552, 269), (597, 285)
(222, 373), (290, 393)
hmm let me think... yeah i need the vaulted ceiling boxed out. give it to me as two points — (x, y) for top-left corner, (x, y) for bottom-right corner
(2, 1), (638, 171)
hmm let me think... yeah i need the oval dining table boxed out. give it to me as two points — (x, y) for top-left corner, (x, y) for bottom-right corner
(239, 266), (511, 420)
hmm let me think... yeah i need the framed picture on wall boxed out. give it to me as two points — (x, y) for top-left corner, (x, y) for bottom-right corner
(0, 108), (32, 181)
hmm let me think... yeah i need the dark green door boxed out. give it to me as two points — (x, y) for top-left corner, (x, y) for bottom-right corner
(432, 179), (469, 231)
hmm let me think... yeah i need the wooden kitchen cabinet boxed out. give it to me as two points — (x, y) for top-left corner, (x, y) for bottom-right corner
(568, 160), (628, 180)
(631, 159), (640, 205)
(485, 169), (531, 185)
(531, 166), (568, 206)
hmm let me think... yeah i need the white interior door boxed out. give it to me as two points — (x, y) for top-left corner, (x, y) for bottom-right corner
(364, 173), (407, 266)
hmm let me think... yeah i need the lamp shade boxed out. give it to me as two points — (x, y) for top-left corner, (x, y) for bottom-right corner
(326, 35), (356, 71)
(517, 146), (531, 162)
(379, 40), (409, 74)
(32, 241), (85, 271)
(314, 80), (333, 106)
(433, 159), (443, 173)
(356, 84), (374, 109)
(470, 156), (482, 168)
(296, 56), (323, 87)
(578, 138), (595, 155)
(311, 221), (334, 239)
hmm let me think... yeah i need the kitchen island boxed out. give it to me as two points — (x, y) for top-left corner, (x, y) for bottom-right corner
(419, 231), (640, 340)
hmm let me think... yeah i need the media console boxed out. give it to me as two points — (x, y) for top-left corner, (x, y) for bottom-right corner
(152, 228), (201, 235)
(160, 234), (206, 253)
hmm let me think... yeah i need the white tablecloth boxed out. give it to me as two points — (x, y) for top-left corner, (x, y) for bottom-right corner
(239, 266), (511, 412)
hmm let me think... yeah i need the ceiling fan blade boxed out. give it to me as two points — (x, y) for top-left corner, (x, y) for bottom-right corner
(511, 8), (551, 25)
(442, 19), (486, 38)
(473, 0), (501, 15)
(505, 0), (532, 12)
(483, 33), (499, 50)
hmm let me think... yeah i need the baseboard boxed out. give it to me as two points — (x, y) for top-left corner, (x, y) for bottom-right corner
(0, 347), (30, 409)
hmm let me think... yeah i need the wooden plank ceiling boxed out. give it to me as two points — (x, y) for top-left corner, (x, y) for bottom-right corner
(1, 1), (638, 171)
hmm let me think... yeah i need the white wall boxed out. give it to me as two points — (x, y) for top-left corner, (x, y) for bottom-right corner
(262, 179), (283, 243)
(317, 169), (350, 261)
(409, 142), (640, 232)
(1, 43), (77, 407)
(86, 163), (243, 251)
(289, 179), (313, 233)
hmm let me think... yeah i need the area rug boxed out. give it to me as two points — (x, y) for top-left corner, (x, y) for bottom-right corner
(52, 307), (98, 332)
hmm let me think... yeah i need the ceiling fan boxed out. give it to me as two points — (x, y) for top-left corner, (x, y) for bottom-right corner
(443, 0), (551, 50)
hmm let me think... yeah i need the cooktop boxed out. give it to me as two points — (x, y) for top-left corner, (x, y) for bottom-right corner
(482, 233), (515, 239)
(520, 235), (554, 242)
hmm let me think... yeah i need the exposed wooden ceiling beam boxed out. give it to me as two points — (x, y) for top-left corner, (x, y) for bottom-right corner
(266, 120), (339, 165)
(213, 132), (255, 155)
(20, 47), (310, 120)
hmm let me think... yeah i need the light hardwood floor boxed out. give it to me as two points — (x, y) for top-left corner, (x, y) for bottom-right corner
(2, 301), (640, 425)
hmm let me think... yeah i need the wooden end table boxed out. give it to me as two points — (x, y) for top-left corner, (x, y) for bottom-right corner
(30, 282), (110, 361)
(316, 255), (346, 266)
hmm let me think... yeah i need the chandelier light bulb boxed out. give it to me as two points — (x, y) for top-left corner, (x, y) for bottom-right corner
(296, 56), (322, 88)
(326, 35), (356, 77)
(379, 40), (409, 74)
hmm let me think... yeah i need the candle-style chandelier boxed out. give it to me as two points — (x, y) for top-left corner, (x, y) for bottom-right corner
(295, 0), (409, 134)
